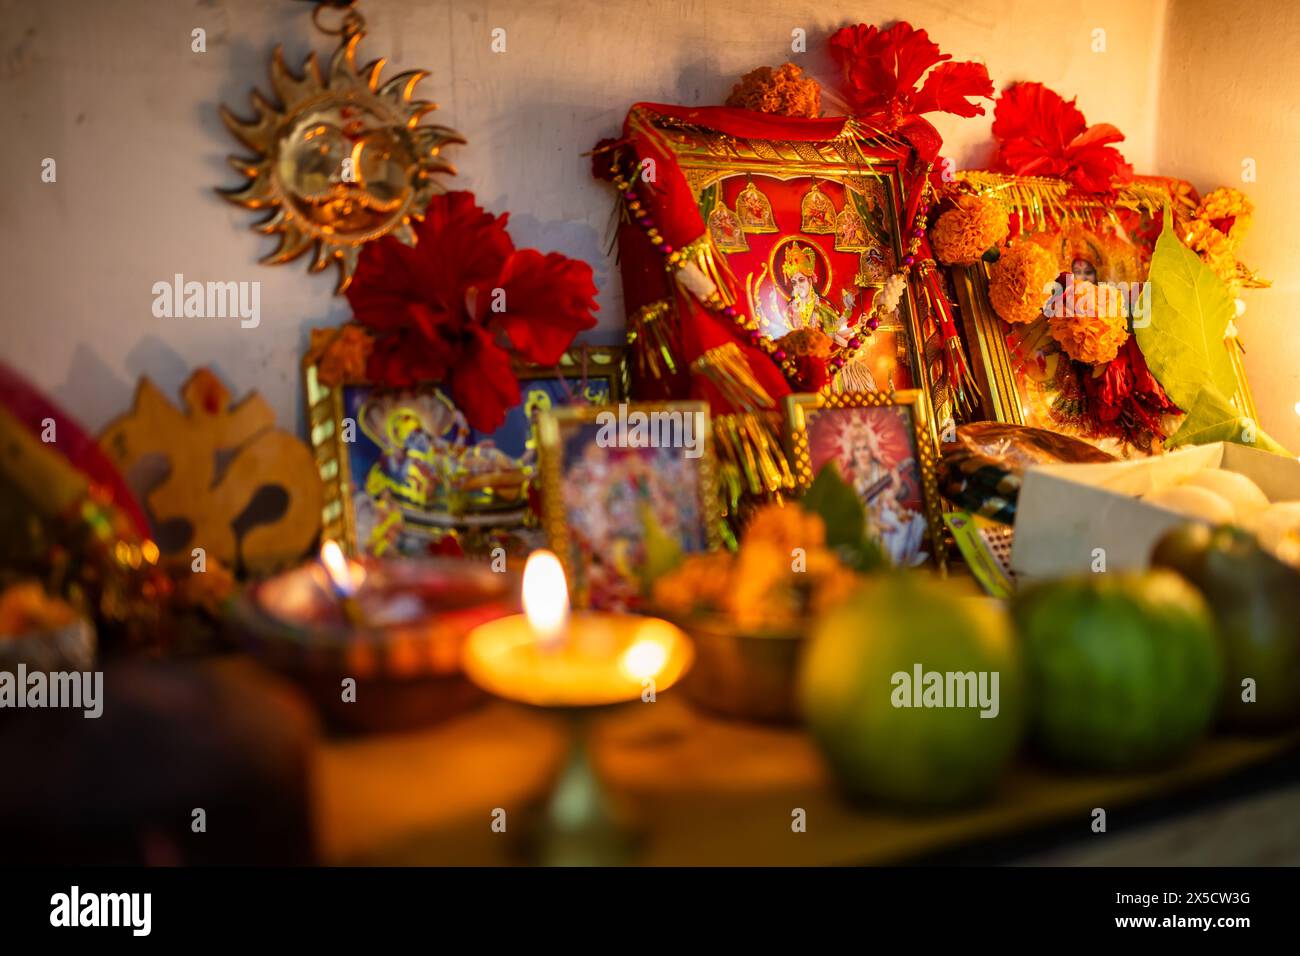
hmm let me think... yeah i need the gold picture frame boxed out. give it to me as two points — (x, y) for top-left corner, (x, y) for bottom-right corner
(628, 105), (954, 444)
(303, 342), (625, 555)
(950, 172), (1259, 444)
(784, 389), (946, 570)
(536, 400), (722, 608)
(953, 261), (1259, 428)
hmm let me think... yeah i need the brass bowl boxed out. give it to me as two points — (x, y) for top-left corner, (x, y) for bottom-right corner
(664, 612), (809, 723)
(228, 557), (517, 733)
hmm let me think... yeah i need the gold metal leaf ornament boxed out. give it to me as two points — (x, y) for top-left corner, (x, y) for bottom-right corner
(218, 7), (464, 293)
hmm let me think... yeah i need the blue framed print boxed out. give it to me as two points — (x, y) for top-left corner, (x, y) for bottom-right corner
(304, 343), (623, 556)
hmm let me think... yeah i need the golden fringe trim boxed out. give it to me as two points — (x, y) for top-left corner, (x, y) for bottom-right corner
(626, 299), (680, 380)
(691, 342), (775, 412)
(831, 116), (910, 161)
(711, 411), (797, 538)
(665, 233), (737, 310)
(957, 171), (1171, 234)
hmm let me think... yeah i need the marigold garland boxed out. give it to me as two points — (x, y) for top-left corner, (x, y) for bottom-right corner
(1195, 186), (1253, 241)
(1181, 186), (1257, 293)
(725, 63), (821, 118)
(931, 193), (1009, 265)
(1183, 219), (1240, 288)
(778, 327), (834, 359)
(777, 326), (835, 391)
(988, 240), (1059, 325)
(1046, 280), (1129, 365)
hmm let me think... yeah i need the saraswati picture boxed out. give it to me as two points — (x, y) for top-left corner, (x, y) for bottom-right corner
(784, 389), (946, 569)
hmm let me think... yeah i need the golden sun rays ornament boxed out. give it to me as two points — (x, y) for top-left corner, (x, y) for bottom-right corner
(218, 1), (464, 293)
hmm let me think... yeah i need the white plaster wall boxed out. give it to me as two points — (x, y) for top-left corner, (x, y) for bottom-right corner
(1, 0), (1170, 435)
(1158, 0), (1300, 451)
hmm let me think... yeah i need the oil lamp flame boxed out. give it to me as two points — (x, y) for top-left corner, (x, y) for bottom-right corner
(620, 637), (669, 681)
(320, 539), (361, 598)
(522, 549), (569, 643)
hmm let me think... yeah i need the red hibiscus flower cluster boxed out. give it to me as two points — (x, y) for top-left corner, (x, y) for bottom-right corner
(827, 22), (993, 128)
(346, 191), (598, 431)
(991, 82), (1134, 195)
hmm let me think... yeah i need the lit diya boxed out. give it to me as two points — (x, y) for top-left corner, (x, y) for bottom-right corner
(229, 541), (517, 732)
(462, 550), (693, 865)
(462, 550), (693, 707)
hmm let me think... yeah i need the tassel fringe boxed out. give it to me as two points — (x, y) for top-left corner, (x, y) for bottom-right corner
(691, 342), (776, 411)
(626, 299), (680, 380)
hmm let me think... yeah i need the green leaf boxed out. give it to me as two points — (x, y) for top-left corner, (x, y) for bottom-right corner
(798, 462), (888, 571)
(1137, 206), (1239, 410)
(639, 502), (685, 594)
(1166, 386), (1292, 456)
(799, 461), (865, 552)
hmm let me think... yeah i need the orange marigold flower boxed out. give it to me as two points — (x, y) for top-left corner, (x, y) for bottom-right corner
(1195, 186), (1253, 243)
(1183, 219), (1242, 290)
(930, 194), (1009, 265)
(988, 240), (1059, 325)
(726, 63), (822, 119)
(744, 503), (828, 552)
(309, 324), (374, 386)
(1046, 280), (1129, 365)
(651, 550), (735, 615)
(650, 504), (854, 630)
(778, 327), (833, 359)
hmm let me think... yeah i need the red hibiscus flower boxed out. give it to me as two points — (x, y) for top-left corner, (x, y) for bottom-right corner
(991, 82), (1134, 195)
(828, 22), (992, 127)
(1085, 337), (1181, 444)
(346, 191), (598, 431)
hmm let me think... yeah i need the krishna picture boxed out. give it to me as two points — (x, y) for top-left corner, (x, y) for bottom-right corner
(304, 345), (624, 556)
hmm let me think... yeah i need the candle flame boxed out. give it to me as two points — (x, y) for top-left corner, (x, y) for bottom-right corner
(620, 636), (669, 681)
(522, 549), (569, 642)
(320, 539), (361, 597)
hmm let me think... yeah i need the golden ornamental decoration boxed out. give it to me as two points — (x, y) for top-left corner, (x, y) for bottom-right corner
(735, 178), (778, 233)
(799, 179), (837, 234)
(707, 199), (749, 253)
(218, 2), (464, 293)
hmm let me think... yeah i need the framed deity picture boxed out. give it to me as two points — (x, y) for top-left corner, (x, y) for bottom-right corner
(536, 401), (721, 609)
(303, 343), (624, 556)
(624, 105), (956, 439)
(947, 172), (1258, 455)
(784, 390), (945, 570)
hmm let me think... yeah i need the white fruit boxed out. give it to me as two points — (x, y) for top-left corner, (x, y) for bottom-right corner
(1179, 469), (1270, 521)
(1246, 501), (1300, 569)
(1143, 485), (1236, 524)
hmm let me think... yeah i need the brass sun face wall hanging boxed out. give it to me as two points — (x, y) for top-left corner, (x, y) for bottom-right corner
(218, 1), (464, 293)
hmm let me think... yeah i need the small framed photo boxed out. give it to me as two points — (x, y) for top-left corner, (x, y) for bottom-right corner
(784, 390), (945, 569)
(303, 343), (624, 556)
(537, 401), (721, 609)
